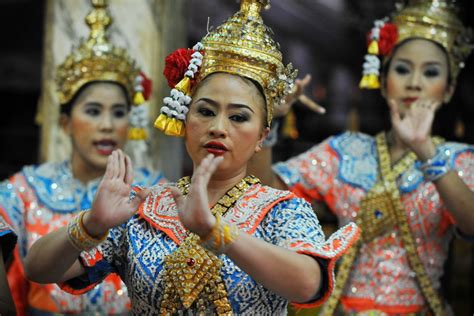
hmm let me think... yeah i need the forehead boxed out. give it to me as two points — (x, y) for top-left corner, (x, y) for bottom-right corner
(392, 39), (448, 65)
(194, 73), (265, 108)
(76, 82), (127, 104)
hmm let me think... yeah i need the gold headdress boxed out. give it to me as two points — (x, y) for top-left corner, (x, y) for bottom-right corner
(155, 0), (297, 137)
(360, 0), (473, 89)
(55, 0), (152, 139)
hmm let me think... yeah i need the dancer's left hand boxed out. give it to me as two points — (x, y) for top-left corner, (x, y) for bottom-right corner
(389, 98), (439, 160)
(170, 154), (223, 237)
(273, 74), (326, 118)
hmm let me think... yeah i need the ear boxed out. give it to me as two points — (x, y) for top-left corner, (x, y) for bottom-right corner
(443, 81), (457, 104)
(255, 127), (270, 153)
(59, 114), (72, 135)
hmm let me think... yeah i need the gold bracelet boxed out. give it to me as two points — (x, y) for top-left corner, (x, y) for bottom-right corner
(200, 214), (239, 255)
(67, 211), (109, 251)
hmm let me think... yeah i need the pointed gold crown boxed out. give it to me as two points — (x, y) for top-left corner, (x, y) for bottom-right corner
(360, 0), (472, 89)
(200, 0), (297, 125)
(155, 0), (297, 137)
(55, 0), (142, 105)
(393, 0), (473, 79)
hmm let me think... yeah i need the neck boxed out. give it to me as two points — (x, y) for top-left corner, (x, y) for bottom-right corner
(70, 154), (104, 184)
(387, 129), (409, 163)
(206, 167), (248, 206)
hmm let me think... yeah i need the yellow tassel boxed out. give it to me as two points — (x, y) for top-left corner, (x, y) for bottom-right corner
(367, 74), (380, 89)
(154, 113), (169, 130)
(175, 77), (191, 95)
(359, 74), (380, 89)
(133, 92), (145, 105)
(359, 75), (369, 89)
(368, 40), (379, 55)
(128, 127), (148, 140)
(154, 114), (185, 137)
(163, 119), (185, 137)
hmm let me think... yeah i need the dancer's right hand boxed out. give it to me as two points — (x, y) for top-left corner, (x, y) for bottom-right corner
(83, 149), (150, 238)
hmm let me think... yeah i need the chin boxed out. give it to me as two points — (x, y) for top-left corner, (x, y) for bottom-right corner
(90, 155), (109, 170)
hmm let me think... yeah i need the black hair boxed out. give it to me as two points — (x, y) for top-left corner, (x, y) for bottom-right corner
(381, 38), (453, 86)
(60, 81), (131, 116)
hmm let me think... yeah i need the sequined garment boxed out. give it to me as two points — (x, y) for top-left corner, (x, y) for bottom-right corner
(61, 182), (359, 315)
(0, 215), (17, 262)
(0, 161), (166, 315)
(273, 131), (474, 314)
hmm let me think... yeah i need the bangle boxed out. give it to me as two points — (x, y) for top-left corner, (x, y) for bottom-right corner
(67, 211), (109, 251)
(262, 120), (280, 148)
(200, 214), (240, 255)
(419, 148), (451, 182)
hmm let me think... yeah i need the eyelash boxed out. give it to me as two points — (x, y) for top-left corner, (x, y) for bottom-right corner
(84, 107), (127, 118)
(394, 64), (440, 78)
(197, 107), (249, 122)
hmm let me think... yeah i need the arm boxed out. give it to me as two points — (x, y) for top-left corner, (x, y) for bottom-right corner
(25, 150), (149, 284)
(225, 230), (322, 302)
(389, 99), (474, 235)
(172, 155), (327, 303)
(433, 171), (474, 234)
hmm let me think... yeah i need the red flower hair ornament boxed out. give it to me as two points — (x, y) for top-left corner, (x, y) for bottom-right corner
(360, 18), (399, 89)
(156, 42), (205, 136)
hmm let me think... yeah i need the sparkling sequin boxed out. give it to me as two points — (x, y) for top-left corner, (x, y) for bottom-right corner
(273, 131), (474, 311)
(0, 160), (166, 314)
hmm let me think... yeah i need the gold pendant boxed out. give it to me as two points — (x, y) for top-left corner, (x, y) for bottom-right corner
(163, 234), (222, 309)
(359, 188), (397, 242)
(159, 175), (260, 314)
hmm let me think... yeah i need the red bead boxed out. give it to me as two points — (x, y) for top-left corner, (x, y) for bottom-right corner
(187, 258), (195, 266)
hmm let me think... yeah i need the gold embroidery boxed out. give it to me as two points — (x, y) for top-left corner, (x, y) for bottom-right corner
(159, 175), (260, 315)
(322, 133), (445, 316)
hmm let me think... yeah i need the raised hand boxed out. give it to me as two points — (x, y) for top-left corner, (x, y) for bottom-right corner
(273, 74), (326, 118)
(389, 98), (439, 160)
(84, 150), (150, 237)
(170, 154), (223, 238)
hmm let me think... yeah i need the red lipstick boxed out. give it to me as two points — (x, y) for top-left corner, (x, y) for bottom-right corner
(204, 141), (228, 156)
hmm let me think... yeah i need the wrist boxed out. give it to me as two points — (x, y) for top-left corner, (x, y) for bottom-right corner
(200, 214), (239, 255)
(418, 147), (451, 182)
(194, 215), (217, 239)
(67, 211), (109, 252)
(413, 140), (436, 161)
(82, 211), (109, 239)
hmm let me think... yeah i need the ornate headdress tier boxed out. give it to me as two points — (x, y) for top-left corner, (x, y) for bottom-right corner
(156, 0), (297, 137)
(56, 0), (152, 140)
(359, 0), (473, 89)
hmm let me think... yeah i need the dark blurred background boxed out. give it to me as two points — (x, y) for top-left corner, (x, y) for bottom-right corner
(0, 0), (472, 313)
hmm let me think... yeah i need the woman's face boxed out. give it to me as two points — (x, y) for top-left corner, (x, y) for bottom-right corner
(185, 73), (269, 178)
(61, 82), (129, 172)
(384, 39), (454, 115)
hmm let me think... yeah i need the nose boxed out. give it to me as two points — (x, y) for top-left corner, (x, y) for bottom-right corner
(99, 112), (113, 132)
(406, 70), (422, 91)
(208, 115), (228, 138)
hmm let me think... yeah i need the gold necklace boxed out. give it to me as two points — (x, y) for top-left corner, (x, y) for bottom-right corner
(159, 175), (260, 315)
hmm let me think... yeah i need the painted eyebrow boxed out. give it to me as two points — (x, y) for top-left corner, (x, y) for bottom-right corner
(395, 58), (442, 67)
(83, 102), (127, 108)
(196, 97), (255, 113)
